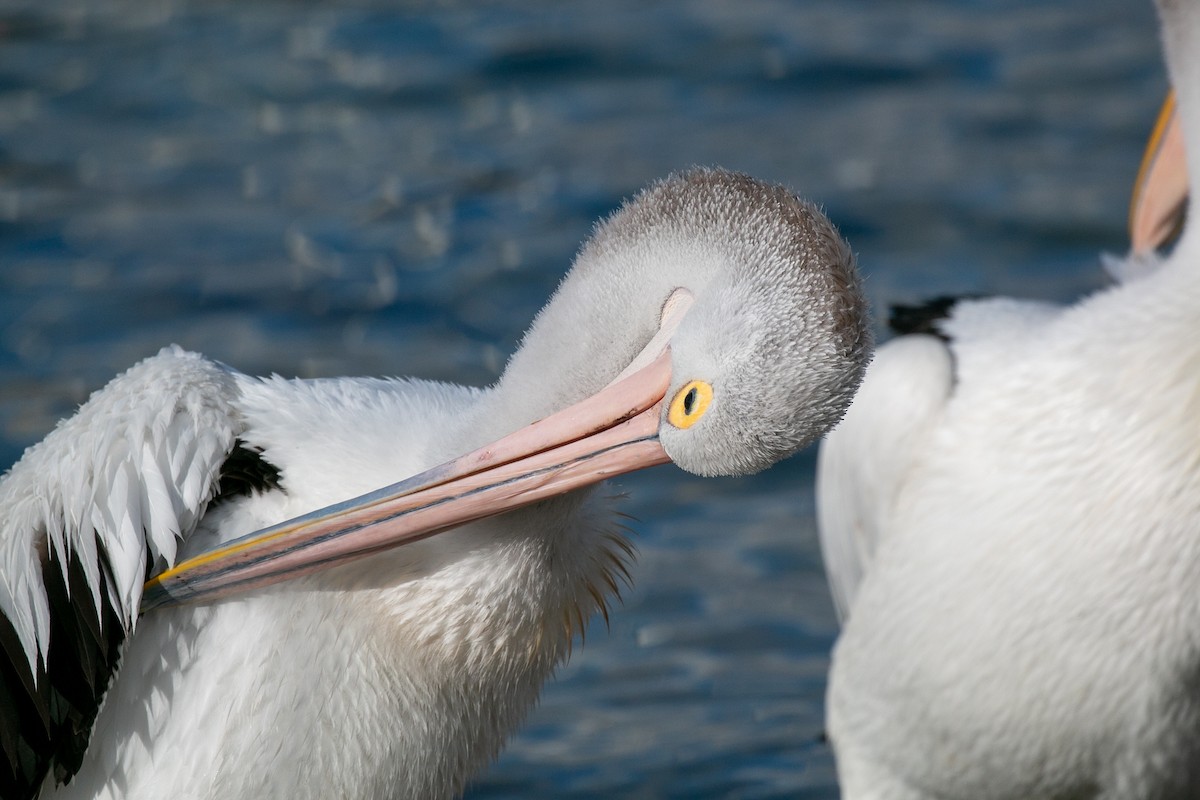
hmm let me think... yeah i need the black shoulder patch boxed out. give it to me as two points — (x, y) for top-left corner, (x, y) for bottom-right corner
(0, 545), (125, 800)
(213, 440), (283, 505)
(888, 295), (980, 339)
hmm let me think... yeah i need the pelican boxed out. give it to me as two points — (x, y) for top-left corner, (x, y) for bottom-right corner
(0, 168), (870, 799)
(816, 1), (1200, 796)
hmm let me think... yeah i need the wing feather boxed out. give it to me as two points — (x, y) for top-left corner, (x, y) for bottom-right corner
(816, 334), (954, 622)
(139, 437), (182, 568)
(0, 346), (241, 665)
(0, 346), (244, 798)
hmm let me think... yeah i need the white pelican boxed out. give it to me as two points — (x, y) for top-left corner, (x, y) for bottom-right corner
(816, 0), (1200, 797)
(0, 168), (870, 799)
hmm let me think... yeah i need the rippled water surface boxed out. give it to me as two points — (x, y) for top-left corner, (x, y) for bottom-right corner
(0, 1), (1166, 796)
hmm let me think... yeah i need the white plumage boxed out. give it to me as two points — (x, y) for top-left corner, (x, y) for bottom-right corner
(816, 1), (1200, 796)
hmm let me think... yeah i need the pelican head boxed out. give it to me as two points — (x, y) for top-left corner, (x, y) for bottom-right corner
(142, 168), (871, 609)
(640, 174), (866, 477)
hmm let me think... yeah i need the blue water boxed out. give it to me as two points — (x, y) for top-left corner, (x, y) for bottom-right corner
(0, 1), (1166, 796)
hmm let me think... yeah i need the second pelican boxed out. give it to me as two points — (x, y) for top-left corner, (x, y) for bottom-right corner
(817, 0), (1200, 796)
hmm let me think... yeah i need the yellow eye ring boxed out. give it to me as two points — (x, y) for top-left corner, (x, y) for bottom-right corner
(667, 380), (713, 429)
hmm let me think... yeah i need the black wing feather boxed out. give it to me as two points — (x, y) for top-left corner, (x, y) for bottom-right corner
(0, 545), (124, 800)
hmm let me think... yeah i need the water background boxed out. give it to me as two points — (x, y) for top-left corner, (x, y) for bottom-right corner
(0, 1), (1166, 797)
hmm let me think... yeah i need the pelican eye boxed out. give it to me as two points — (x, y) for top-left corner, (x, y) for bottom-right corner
(667, 380), (713, 429)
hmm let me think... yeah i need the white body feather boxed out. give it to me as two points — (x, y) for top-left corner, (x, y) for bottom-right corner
(817, 16), (1200, 780)
(39, 361), (620, 799)
(817, 2), (1200, 793)
(821, 264), (1200, 798)
(0, 347), (614, 798)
